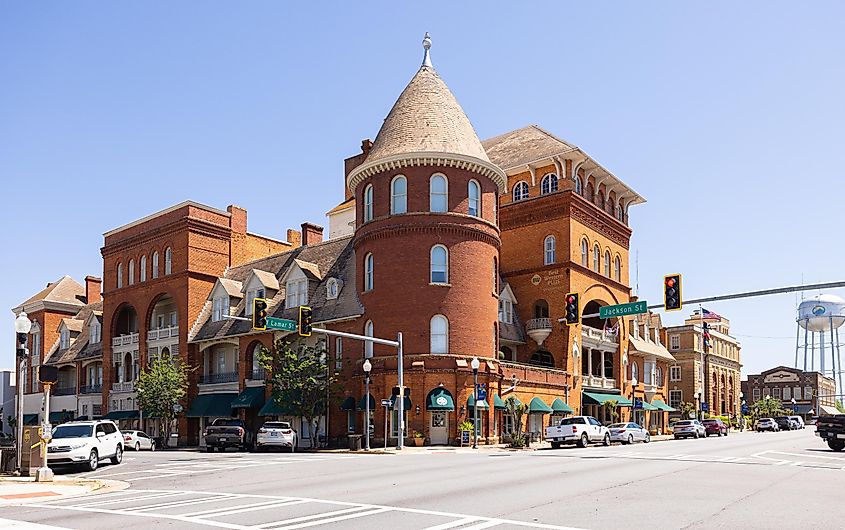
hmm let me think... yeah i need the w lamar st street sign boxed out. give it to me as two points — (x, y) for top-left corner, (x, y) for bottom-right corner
(599, 300), (648, 319)
(266, 316), (297, 332)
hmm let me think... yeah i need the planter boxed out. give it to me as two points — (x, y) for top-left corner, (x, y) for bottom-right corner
(412, 438), (425, 447)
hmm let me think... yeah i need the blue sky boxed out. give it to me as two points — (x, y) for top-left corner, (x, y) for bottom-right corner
(2, 2), (845, 377)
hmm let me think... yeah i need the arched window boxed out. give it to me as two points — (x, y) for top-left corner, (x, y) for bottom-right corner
(152, 252), (159, 279)
(593, 244), (600, 272)
(117, 263), (123, 288)
(534, 299), (550, 319)
(513, 181), (529, 202)
(493, 257), (498, 294)
(430, 315), (448, 354)
(251, 343), (262, 375)
(631, 361), (638, 383)
(544, 235), (556, 265)
(615, 204), (623, 221)
(128, 259), (135, 285)
(656, 366), (663, 386)
(604, 250), (611, 277)
(390, 176), (407, 215)
(364, 253), (374, 291)
(597, 191), (605, 209)
(430, 245), (448, 284)
(139, 255), (147, 282)
(614, 255), (621, 282)
(581, 239), (588, 267)
(364, 320), (374, 358)
(541, 173), (558, 195)
(430, 174), (448, 212)
(574, 176), (583, 195)
(164, 247), (172, 275)
(468, 180), (481, 216)
(363, 184), (374, 222)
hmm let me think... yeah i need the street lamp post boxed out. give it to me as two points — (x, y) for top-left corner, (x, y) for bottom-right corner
(791, 397), (796, 416)
(363, 359), (372, 451)
(14, 311), (32, 474)
(694, 391), (701, 420)
(471, 357), (480, 449)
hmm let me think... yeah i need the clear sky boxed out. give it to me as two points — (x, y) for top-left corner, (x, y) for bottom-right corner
(3, 2), (845, 377)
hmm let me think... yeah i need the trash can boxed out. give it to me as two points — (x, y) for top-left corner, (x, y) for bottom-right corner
(347, 434), (362, 451)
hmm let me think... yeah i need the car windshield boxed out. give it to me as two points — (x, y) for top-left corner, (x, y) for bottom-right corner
(702, 420), (717, 424)
(559, 417), (586, 425)
(676, 421), (693, 426)
(263, 422), (291, 429)
(609, 423), (627, 428)
(215, 420), (243, 426)
(52, 425), (93, 438)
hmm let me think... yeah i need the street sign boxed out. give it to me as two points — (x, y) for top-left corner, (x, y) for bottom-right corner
(599, 301), (648, 319)
(741, 403), (749, 414)
(633, 398), (643, 410)
(266, 316), (297, 332)
(701, 402), (709, 412)
(380, 399), (392, 407)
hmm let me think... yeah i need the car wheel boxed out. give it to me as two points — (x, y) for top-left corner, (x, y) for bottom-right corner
(603, 434), (611, 447)
(111, 445), (123, 465)
(828, 440), (845, 452)
(644, 433), (650, 443)
(674, 435), (680, 440)
(551, 441), (561, 449)
(693, 432), (699, 439)
(578, 433), (589, 448)
(206, 446), (214, 453)
(86, 449), (99, 472)
(135, 442), (141, 451)
(627, 434), (634, 445)
(150, 441), (155, 452)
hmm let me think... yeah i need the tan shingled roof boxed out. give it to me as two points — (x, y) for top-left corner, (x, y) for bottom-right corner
(366, 65), (490, 164)
(293, 259), (322, 281)
(250, 269), (280, 291)
(16, 276), (86, 309)
(482, 125), (576, 171)
(218, 278), (244, 298)
(326, 197), (355, 215)
(61, 318), (83, 333)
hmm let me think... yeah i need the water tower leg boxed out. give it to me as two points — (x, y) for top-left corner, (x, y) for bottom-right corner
(803, 323), (809, 372)
(811, 332), (815, 371)
(830, 316), (836, 385)
(795, 322), (801, 369)
(821, 330), (826, 377)
(837, 326), (844, 397)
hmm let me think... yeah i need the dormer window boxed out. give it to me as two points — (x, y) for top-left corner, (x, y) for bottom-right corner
(60, 329), (70, 349)
(498, 299), (513, 324)
(286, 279), (308, 308)
(326, 278), (341, 300)
(212, 296), (230, 322)
(90, 320), (101, 344)
(245, 288), (265, 316)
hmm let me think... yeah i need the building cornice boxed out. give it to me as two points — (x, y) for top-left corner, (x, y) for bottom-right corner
(353, 221), (501, 249)
(347, 152), (508, 194)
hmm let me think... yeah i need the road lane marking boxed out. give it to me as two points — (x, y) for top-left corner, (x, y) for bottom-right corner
(422, 517), (482, 530)
(194, 500), (310, 518)
(268, 507), (391, 529)
(124, 494), (233, 512)
(82, 491), (186, 506)
(461, 521), (503, 530)
(255, 505), (374, 528)
(182, 498), (298, 517)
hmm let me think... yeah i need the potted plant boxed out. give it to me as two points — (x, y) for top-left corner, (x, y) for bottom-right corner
(412, 430), (425, 447)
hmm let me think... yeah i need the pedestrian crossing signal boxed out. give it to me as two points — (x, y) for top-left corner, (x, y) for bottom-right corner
(664, 274), (682, 312)
(564, 292), (579, 326)
(298, 306), (313, 337)
(252, 298), (268, 330)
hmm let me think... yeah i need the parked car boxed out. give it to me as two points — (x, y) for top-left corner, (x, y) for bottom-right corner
(255, 421), (297, 452)
(756, 418), (779, 432)
(545, 416), (610, 448)
(123, 430), (156, 451)
(0, 432), (14, 449)
(815, 414), (845, 451)
(789, 416), (806, 429)
(673, 420), (706, 439)
(47, 420), (123, 471)
(608, 422), (650, 444)
(701, 419), (728, 437)
(203, 418), (253, 452)
(775, 416), (798, 431)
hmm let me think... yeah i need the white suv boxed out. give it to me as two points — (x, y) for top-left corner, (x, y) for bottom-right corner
(47, 420), (124, 471)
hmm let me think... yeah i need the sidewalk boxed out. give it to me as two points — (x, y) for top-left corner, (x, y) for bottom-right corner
(0, 476), (128, 505)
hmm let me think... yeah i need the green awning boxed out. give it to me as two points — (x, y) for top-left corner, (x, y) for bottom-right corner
(231, 387), (265, 409)
(528, 397), (554, 414)
(359, 394), (376, 411)
(103, 410), (140, 420)
(582, 392), (633, 407)
(641, 401), (658, 411)
(23, 414), (38, 425)
(186, 393), (236, 418)
(258, 398), (295, 417)
(467, 395), (489, 410)
(389, 395), (412, 410)
(426, 388), (455, 411)
(551, 398), (574, 414)
(651, 399), (676, 412)
(340, 396), (357, 411)
(494, 394), (506, 410)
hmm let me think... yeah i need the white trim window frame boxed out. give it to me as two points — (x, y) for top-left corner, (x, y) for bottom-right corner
(364, 253), (374, 292)
(669, 389), (682, 409)
(541, 173), (558, 195)
(430, 174), (448, 213)
(430, 245), (448, 284)
(670, 365), (681, 382)
(513, 181), (529, 202)
(670, 335), (680, 351)
(580, 239), (588, 267)
(390, 175), (407, 215)
(544, 235), (556, 265)
(364, 321), (374, 358)
(363, 184), (374, 222)
(165, 247), (172, 275)
(430, 314), (448, 354)
(140, 255), (147, 282)
(603, 250), (611, 277)
(468, 179), (481, 217)
(152, 252), (159, 279)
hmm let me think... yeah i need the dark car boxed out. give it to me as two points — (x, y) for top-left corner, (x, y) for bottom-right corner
(0, 432), (14, 448)
(775, 416), (797, 431)
(701, 419), (728, 437)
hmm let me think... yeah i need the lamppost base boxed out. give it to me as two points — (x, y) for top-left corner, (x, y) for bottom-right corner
(35, 467), (54, 482)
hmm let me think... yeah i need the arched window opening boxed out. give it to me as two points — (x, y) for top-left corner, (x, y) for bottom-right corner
(164, 247), (172, 275)
(541, 173), (558, 195)
(574, 176), (583, 196)
(604, 250), (611, 277)
(614, 256), (621, 282)
(364, 184), (374, 222)
(593, 244), (600, 272)
(364, 253), (374, 291)
(140, 255), (147, 282)
(630, 361), (638, 383)
(544, 235), (556, 265)
(117, 263), (123, 289)
(128, 259), (135, 285)
(534, 299), (550, 319)
(581, 239), (588, 267)
(468, 180), (481, 216)
(364, 321), (374, 358)
(513, 181), (529, 202)
(152, 252), (159, 279)
(430, 315), (448, 354)
(430, 174), (448, 212)
(391, 176), (407, 215)
(430, 245), (448, 284)
(530, 350), (554, 367)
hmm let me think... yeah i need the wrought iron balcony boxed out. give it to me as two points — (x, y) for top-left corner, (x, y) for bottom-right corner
(199, 371), (239, 384)
(147, 325), (179, 341)
(249, 368), (266, 381)
(52, 386), (76, 396)
(80, 384), (102, 394)
(112, 381), (134, 393)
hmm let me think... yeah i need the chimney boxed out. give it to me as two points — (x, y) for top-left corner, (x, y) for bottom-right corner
(85, 276), (102, 304)
(343, 139), (373, 200)
(300, 223), (324, 247)
(227, 205), (247, 234)
(286, 229), (302, 247)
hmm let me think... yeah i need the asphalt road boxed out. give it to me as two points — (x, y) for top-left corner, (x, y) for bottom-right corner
(3, 429), (843, 529)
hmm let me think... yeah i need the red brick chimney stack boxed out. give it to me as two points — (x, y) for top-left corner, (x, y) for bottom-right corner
(85, 275), (102, 304)
(227, 205), (248, 234)
(300, 223), (324, 247)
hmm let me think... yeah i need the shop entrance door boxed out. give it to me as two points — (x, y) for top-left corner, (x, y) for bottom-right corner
(430, 411), (449, 445)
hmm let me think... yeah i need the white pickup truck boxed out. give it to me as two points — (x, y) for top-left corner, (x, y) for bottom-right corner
(544, 416), (610, 448)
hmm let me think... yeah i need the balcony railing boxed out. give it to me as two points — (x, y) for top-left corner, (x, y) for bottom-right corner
(525, 318), (553, 331)
(582, 327), (618, 344)
(80, 384), (102, 394)
(112, 381), (134, 393)
(583, 375), (618, 389)
(52, 386), (76, 396)
(199, 372), (239, 384)
(249, 368), (266, 381)
(148, 325), (179, 341)
(112, 333), (140, 347)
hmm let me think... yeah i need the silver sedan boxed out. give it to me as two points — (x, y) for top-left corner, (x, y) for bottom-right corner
(609, 422), (650, 444)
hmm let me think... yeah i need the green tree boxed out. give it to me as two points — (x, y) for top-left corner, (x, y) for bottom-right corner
(260, 339), (339, 449)
(749, 396), (785, 423)
(678, 401), (696, 419)
(602, 400), (620, 423)
(836, 400), (845, 413)
(504, 396), (528, 448)
(135, 353), (191, 448)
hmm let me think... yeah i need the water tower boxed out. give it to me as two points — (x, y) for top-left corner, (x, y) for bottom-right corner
(796, 294), (845, 394)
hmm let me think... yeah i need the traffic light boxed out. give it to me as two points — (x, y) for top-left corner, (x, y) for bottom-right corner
(564, 292), (579, 326)
(252, 298), (268, 330)
(663, 274), (682, 311)
(298, 306), (313, 337)
(39, 365), (58, 384)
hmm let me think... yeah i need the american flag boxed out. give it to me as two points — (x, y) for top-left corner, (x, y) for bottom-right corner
(701, 308), (722, 320)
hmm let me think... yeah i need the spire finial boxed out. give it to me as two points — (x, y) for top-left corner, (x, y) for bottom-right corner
(422, 32), (432, 68)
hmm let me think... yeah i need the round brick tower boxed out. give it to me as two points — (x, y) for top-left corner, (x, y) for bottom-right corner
(347, 35), (507, 361)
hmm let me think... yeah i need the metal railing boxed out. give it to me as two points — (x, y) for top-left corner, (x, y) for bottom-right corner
(80, 384), (102, 394)
(112, 333), (139, 347)
(52, 386), (76, 396)
(199, 371), (239, 384)
(249, 368), (266, 381)
(525, 318), (553, 331)
(112, 381), (134, 393)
